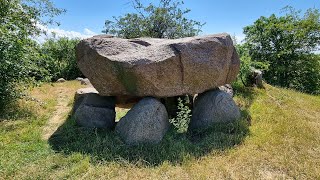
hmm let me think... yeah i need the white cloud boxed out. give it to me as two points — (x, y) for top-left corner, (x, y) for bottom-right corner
(84, 28), (96, 36)
(233, 33), (245, 44)
(34, 24), (97, 43)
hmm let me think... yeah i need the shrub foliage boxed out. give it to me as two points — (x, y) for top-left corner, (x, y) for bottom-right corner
(39, 38), (82, 81)
(169, 96), (192, 133)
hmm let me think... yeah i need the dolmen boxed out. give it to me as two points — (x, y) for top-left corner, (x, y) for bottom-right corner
(73, 33), (241, 145)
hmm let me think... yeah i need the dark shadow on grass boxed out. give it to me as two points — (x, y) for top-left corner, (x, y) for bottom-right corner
(49, 85), (257, 167)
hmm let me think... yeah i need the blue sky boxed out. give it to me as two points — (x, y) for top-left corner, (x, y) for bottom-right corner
(43, 0), (320, 42)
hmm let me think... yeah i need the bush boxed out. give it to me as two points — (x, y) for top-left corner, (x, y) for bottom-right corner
(39, 37), (82, 81)
(169, 96), (192, 133)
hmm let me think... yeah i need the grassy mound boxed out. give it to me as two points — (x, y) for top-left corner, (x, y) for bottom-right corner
(0, 81), (319, 179)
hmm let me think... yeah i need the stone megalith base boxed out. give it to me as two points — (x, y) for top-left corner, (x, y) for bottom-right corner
(189, 89), (241, 132)
(115, 97), (169, 145)
(73, 33), (243, 144)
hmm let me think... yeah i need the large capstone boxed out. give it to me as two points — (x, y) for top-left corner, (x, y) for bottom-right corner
(76, 33), (240, 97)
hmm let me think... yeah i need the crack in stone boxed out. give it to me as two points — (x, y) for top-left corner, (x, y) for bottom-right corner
(169, 44), (184, 87)
(129, 39), (151, 47)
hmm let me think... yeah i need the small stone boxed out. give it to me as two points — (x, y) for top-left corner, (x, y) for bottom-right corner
(80, 78), (91, 86)
(56, 78), (66, 83)
(189, 89), (241, 132)
(253, 70), (264, 88)
(219, 84), (234, 97)
(247, 69), (264, 88)
(115, 97), (169, 145)
(76, 77), (84, 81)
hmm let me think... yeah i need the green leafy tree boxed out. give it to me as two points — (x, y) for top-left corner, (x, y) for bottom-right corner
(0, 0), (64, 109)
(103, 0), (205, 39)
(243, 7), (320, 93)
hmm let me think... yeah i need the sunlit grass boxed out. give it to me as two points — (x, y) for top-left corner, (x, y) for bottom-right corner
(115, 107), (130, 121)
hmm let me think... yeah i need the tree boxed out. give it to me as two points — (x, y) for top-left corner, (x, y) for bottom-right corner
(0, 0), (64, 109)
(243, 7), (320, 94)
(103, 0), (205, 39)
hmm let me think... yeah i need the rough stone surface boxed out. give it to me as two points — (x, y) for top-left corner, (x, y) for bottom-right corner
(72, 87), (99, 114)
(74, 105), (116, 129)
(115, 97), (169, 145)
(73, 87), (116, 129)
(76, 33), (240, 97)
(80, 92), (116, 108)
(189, 89), (241, 131)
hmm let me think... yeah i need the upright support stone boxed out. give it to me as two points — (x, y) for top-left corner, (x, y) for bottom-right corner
(72, 87), (98, 115)
(189, 89), (241, 132)
(74, 105), (116, 129)
(73, 88), (116, 129)
(115, 97), (169, 145)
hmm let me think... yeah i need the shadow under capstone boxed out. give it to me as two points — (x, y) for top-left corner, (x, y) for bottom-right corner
(48, 85), (256, 167)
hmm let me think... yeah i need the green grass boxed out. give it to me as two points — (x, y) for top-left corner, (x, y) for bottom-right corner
(115, 107), (130, 121)
(0, 81), (320, 179)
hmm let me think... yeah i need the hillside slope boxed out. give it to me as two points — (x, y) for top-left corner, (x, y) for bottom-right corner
(0, 81), (319, 179)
